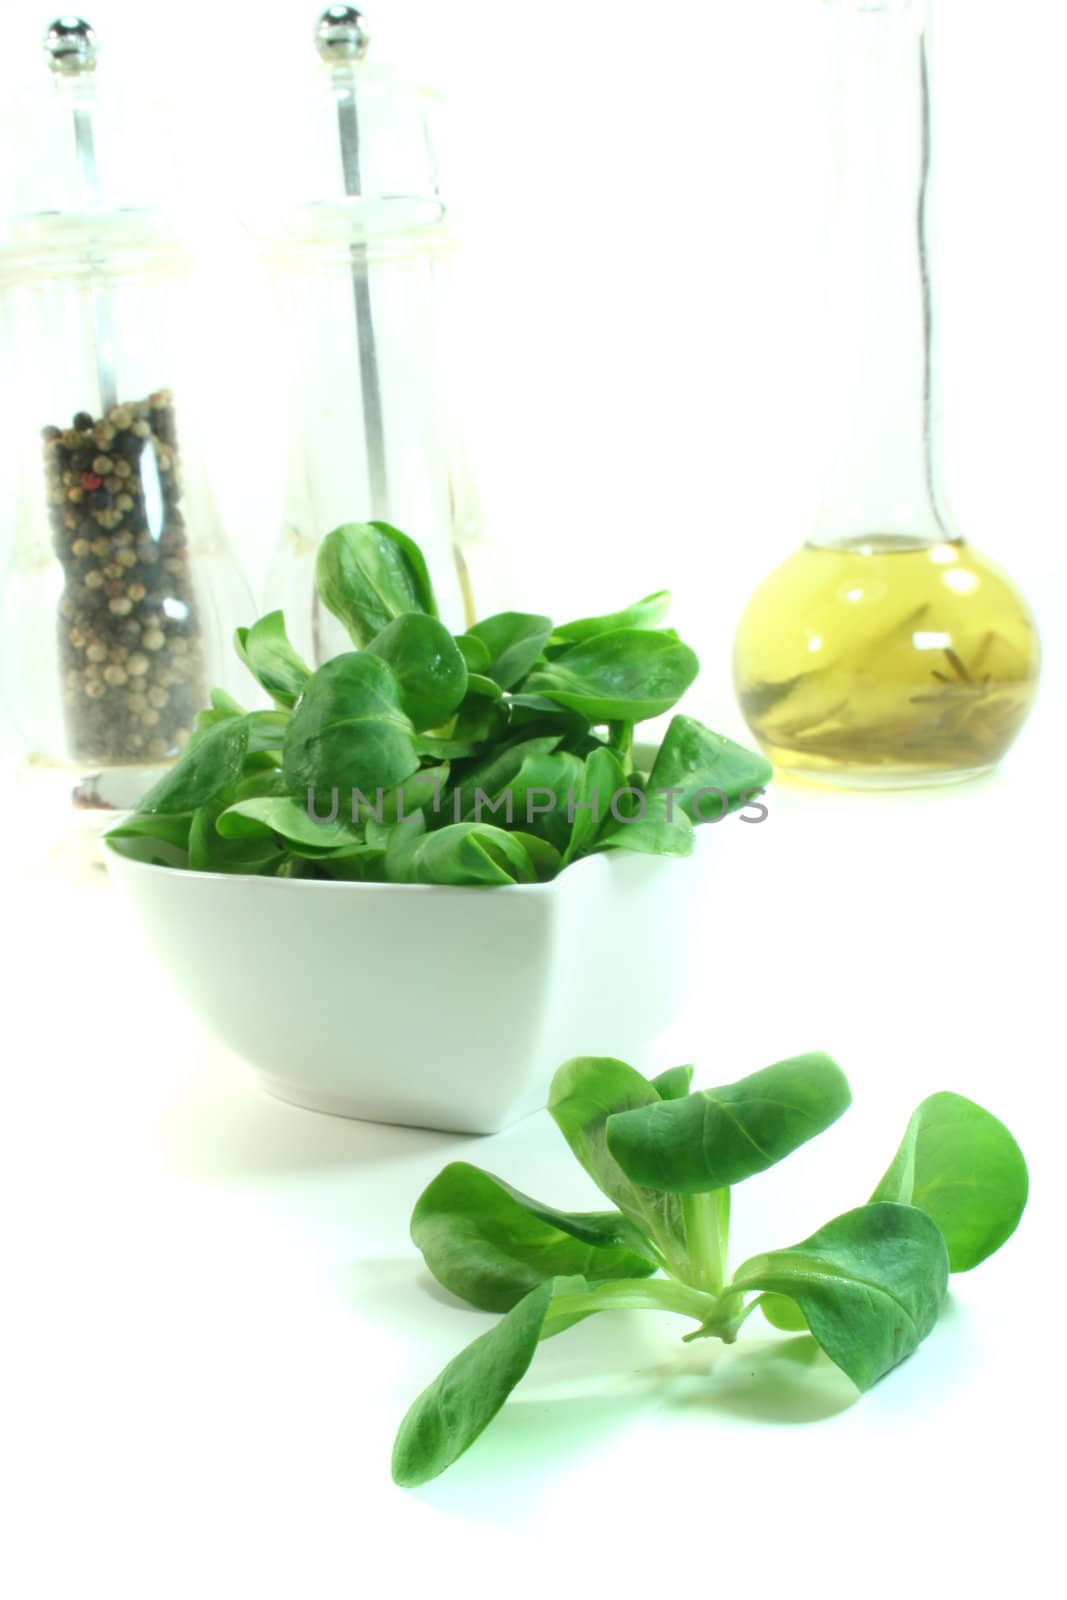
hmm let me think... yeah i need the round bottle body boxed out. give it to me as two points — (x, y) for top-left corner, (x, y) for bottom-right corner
(732, 534), (1041, 787)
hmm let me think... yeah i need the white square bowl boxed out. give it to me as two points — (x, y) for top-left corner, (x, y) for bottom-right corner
(104, 827), (716, 1134)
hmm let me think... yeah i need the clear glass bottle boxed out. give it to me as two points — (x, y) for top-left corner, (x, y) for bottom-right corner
(0, 19), (253, 823)
(733, 0), (1040, 787)
(257, 6), (492, 665)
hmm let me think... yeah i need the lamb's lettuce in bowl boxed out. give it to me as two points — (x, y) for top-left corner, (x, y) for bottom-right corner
(106, 521), (771, 885)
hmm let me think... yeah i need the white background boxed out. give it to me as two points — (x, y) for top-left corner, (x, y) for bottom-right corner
(2, 5), (1066, 1598)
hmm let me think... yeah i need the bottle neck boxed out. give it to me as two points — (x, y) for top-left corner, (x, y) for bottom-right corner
(812, 0), (955, 549)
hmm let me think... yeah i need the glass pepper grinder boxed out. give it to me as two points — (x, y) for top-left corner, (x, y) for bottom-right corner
(0, 16), (254, 828)
(259, 5), (488, 666)
(733, 0), (1040, 788)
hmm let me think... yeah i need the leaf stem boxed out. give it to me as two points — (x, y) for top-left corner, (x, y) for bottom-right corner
(680, 1190), (730, 1295)
(607, 721), (634, 770)
(682, 1289), (759, 1344)
(543, 1277), (718, 1329)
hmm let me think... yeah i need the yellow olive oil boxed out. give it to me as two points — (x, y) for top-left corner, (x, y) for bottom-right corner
(732, 536), (1041, 787)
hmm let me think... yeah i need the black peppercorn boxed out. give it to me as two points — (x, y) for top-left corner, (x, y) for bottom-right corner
(112, 429), (143, 460)
(73, 411), (94, 431)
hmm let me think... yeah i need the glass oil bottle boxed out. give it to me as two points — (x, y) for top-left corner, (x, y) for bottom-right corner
(733, 0), (1040, 787)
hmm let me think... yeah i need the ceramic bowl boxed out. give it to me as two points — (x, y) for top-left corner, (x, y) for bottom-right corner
(104, 829), (716, 1134)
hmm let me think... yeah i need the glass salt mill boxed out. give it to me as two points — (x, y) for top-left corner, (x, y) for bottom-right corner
(733, 0), (1040, 787)
(261, 5), (489, 665)
(0, 17), (253, 830)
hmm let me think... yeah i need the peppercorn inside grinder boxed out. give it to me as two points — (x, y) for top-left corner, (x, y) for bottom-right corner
(0, 17), (253, 823)
(258, 6), (492, 665)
